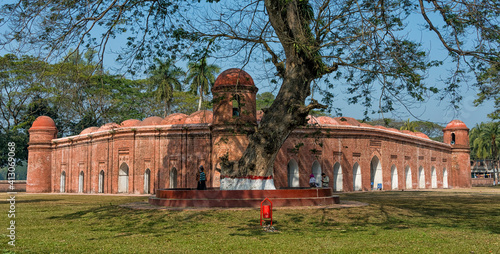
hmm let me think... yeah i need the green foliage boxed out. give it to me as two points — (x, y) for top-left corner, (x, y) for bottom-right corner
(147, 58), (184, 117)
(185, 58), (220, 111)
(470, 122), (500, 160)
(256, 92), (275, 110)
(400, 118), (418, 132)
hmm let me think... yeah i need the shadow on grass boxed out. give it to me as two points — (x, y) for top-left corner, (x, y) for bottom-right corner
(340, 191), (500, 234)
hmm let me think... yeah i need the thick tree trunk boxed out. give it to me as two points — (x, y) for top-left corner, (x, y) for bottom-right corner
(220, 0), (331, 190)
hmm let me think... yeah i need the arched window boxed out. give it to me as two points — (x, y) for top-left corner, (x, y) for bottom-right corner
(312, 161), (322, 187)
(431, 166), (437, 188)
(287, 159), (299, 187)
(118, 163), (129, 193)
(451, 133), (456, 145)
(391, 165), (398, 190)
(418, 166), (425, 189)
(170, 167), (177, 188)
(98, 170), (104, 193)
(443, 168), (449, 188)
(232, 94), (241, 117)
(78, 171), (84, 193)
(333, 162), (343, 192)
(353, 163), (362, 191)
(60, 171), (66, 193)
(370, 156), (383, 190)
(144, 169), (151, 194)
(405, 166), (412, 190)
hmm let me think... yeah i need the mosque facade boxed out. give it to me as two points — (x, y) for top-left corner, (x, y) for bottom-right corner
(27, 69), (471, 194)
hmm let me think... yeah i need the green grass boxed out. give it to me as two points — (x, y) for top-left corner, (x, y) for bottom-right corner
(1, 188), (500, 253)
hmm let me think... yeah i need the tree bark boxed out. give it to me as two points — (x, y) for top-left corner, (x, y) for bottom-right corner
(220, 0), (331, 189)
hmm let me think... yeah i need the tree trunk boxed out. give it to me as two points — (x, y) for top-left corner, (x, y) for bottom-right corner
(219, 0), (331, 190)
(198, 86), (203, 111)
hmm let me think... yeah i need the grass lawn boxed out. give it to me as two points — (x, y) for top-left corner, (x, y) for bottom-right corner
(1, 187), (499, 253)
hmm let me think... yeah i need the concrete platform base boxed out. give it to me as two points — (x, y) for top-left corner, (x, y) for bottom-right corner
(148, 188), (340, 208)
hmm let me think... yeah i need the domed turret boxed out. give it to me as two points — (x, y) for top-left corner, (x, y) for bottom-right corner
(27, 116), (58, 193)
(212, 69), (258, 126)
(443, 120), (469, 147)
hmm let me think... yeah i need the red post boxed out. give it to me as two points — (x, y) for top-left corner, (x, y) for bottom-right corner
(260, 198), (273, 226)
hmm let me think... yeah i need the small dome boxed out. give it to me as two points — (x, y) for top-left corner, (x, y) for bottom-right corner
(415, 132), (430, 139)
(445, 120), (468, 129)
(31, 116), (56, 130)
(388, 128), (400, 133)
(360, 123), (372, 128)
(98, 123), (119, 132)
(185, 110), (213, 124)
(140, 116), (163, 126)
(374, 125), (388, 130)
(161, 113), (188, 125)
(307, 115), (320, 125)
(317, 116), (339, 125)
(213, 68), (255, 89)
(120, 119), (141, 127)
(80, 127), (99, 135)
(334, 117), (360, 126)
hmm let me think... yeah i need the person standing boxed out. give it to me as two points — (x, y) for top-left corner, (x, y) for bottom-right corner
(197, 165), (207, 190)
(321, 173), (329, 188)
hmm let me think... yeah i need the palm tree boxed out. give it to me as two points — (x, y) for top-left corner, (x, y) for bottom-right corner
(148, 58), (184, 117)
(470, 122), (500, 183)
(185, 58), (220, 111)
(400, 118), (418, 132)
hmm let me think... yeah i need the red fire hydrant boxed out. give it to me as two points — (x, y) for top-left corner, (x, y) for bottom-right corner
(260, 198), (273, 226)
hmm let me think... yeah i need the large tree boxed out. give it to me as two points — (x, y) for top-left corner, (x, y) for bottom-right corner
(2, 1), (499, 189)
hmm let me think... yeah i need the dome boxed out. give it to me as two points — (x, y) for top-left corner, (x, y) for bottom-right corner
(31, 116), (56, 130)
(334, 117), (360, 126)
(415, 132), (430, 139)
(120, 119), (141, 127)
(307, 115), (319, 125)
(213, 68), (255, 89)
(98, 123), (120, 132)
(161, 113), (188, 125)
(317, 116), (339, 125)
(140, 116), (163, 126)
(185, 110), (213, 124)
(360, 123), (372, 128)
(80, 127), (99, 135)
(445, 120), (468, 129)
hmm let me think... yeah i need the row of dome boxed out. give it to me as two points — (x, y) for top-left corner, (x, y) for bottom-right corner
(32, 111), (468, 141)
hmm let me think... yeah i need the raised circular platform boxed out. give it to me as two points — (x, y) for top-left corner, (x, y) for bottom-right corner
(148, 188), (340, 208)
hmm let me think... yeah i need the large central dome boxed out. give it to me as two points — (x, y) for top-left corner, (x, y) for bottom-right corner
(213, 68), (255, 88)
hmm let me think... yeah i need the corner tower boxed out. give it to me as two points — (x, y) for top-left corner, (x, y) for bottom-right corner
(211, 69), (260, 189)
(443, 120), (471, 188)
(27, 116), (57, 192)
(212, 68), (258, 126)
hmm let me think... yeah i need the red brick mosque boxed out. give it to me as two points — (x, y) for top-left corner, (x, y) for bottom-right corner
(27, 69), (471, 194)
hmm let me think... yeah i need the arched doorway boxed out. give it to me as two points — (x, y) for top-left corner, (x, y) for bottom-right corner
(287, 159), (299, 187)
(443, 168), (449, 188)
(60, 171), (66, 193)
(353, 162), (362, 191)
(431, 166), (437, 188)
(391, 165), (398, 190)
(312, 161), (322, 187)
(418, 166), (425, 189)
(78, 171), (84, 193)
(333, 162), (343, 191)
(98, 170), (104, 193)
(405, 166), (412, 189)
(370, 156), (383, 190)
(144, 169), (151, 194)
(169, 167), (177, 188)
(118, 163), (129, 193)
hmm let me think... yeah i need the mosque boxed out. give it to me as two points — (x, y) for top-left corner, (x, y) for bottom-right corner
(27, 68), (471, 194)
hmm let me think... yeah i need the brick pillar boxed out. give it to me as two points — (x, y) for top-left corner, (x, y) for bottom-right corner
(443, 120), (471, 188)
